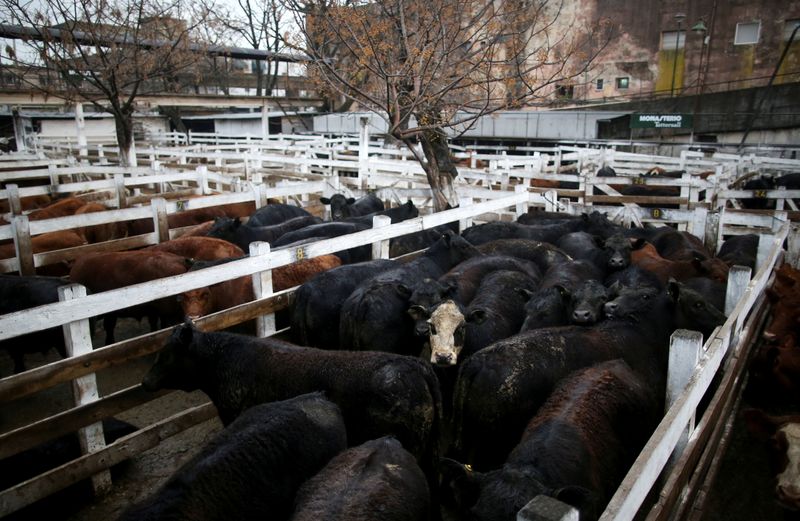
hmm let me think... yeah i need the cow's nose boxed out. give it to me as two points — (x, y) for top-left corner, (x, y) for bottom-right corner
(433, 353), (455, 366)
(573, 310), (592, 323)
(604, 302), (618, 316)
(609, 256), (626, 268)
(777, 484), (800, 508)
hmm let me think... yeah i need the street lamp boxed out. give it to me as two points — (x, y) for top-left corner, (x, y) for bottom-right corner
(692, 20), (709, 96)
(670, 13), (686, 96)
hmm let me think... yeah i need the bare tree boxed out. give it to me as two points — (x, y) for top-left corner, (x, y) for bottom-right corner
(222, 0), (287, 96)
(286, 0), (612, 210)
(0, 0), (212, 165)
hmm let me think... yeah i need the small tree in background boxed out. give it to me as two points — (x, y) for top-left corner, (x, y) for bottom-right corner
(0, 0), (212, 165)
(286, 0), (612, 210)
(220, 0), (288, 96)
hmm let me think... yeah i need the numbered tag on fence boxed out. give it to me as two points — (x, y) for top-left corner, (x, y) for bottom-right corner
(651, 208), (664, 219)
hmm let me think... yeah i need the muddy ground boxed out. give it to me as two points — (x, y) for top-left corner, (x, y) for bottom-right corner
(2, 319), (797, 521)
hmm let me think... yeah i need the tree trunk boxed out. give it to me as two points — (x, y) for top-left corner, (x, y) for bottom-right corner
(418, 127), (459, 211)
(255, 59), (263, 96)
(114, 109), (136, 167)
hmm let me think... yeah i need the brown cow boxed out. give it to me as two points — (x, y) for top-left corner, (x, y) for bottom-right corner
(0, 230), (87, 276)
(743, 408), (800, 511)
(632, 241), (729, 285)
(74, 202), (128, 244)
(171, 220), (215, 238)
(763, 264), (800, 342)
(27, 197), (88, 221)
(0, 194), (52, 214)
(128, 206), (228, 236)
(146, 236), (245, 261)
(180, 254), (342, 320)
(70, 250), (192, 344)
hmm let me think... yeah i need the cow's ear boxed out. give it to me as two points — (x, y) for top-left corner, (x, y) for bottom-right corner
(443, 280), (458, 298)
(319, 197), (331, 204)
(176, 319), (195, 347)
(395, 283), (411, 299)
(467, 308), (487, 324)
(667, 278), (680, 302)
(346, 197), (356, 204)
(631, 237), (647, 250)
(608, 280), (622, 296)
(551, 485), (596, 515)
(232, 217), (242, 229)
(408, 305), (428, 321)
(517, 288), (534, 301)
(440, 458), (483, 510)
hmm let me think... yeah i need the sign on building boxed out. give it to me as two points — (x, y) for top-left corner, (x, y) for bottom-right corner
(630, 113), (693, 129)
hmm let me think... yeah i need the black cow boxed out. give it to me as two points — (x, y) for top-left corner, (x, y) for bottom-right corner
(649, 228), (712, 262)
(596, 165), (617, 177)
(462, 220), (586, 246)
(422, 270), (539, 367)
(290, 436), (430, 521)
(445, 360), (658, 521)
(247, 203), (312, 227)
(740, 175), (776, 210)
(142, 322), (442, 476)
(289, 259), (399, 349)
(519, 286), (571, 332)
(451, 281), (723, 470)
(320, 193), (384, 221)
(390, 223), (460, 258)
(207, 215), (322, 250)
(476, 238), (571, 274)
(516, 210), (584, 225)
(339, 231), (481, 355)
(539, 259), (604, 290)
(0, 274), (71, 374)
(272, 221), (372, 263)
(343, 199), (419, 226)
(717, 234), (758, 271)
(604, 265), (663, 291)
(118, 393), (347, 521)
(557, 232), (633, 273)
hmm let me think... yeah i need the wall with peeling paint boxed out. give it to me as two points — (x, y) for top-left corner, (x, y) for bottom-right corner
(548, 0), (800, 103)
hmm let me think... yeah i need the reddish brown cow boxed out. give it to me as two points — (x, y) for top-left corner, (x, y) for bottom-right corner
(0, 194), (52, 214)
(146, 236), (245, 261)
(70, 250), (192, 344)
(179, 254), (342, 319)
(632, 242), (729, 285)
(127, 206), (228, 236)
(743, 408), (800, 510)
(171, 220), (215, 238)
(74, 202), (128, 244)
(763, 264), (800, 342)
(27, 197), (88, 221)
(218, 201), (256, 219)
(0, 230), (87, 276)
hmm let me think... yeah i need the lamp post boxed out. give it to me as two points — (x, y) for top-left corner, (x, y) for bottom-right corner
(692, 20), (709, 96)
(670, 13), (686, 96)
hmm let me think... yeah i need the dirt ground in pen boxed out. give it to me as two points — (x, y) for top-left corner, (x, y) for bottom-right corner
(2, 318), (797, 521)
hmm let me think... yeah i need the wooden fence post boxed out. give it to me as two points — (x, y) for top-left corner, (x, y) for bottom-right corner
(756, 233), (775, 273)
(197, 165), (209, 195)
(12, 215), (35, 275)
(544, 190), (559, 213)
(725, 265), (752, 316)
(459, 197), (474, 232)
(150, 198), (169, 243)
(665, 329), (704, 466)
(515, 184), (528, 217)
(250, 241), (276, 337)
(371, 215), (391, 260)
(689, 207), (707, 240)
(6, 184), (21, 216)
(58, 283), (112, 495)
(788, 224), (800, 268)
(114, 174), (127, 208)
(358, 116), (370, 188)
(518, 495), (579, 521)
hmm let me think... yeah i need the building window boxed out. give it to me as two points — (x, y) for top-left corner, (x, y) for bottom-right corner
(595, 79), (604, 90)
(735, 21), (760, 45)
(661, 31), (686, 50)
(616, 77), (629, 89)
(785, 19), (800, 41)
(555, 84), (574, 98)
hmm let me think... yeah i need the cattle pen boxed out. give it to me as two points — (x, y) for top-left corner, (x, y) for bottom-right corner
(0, 136), (799, 521)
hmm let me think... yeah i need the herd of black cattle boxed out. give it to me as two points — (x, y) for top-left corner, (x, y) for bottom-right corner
(1, 191), (762, 521)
